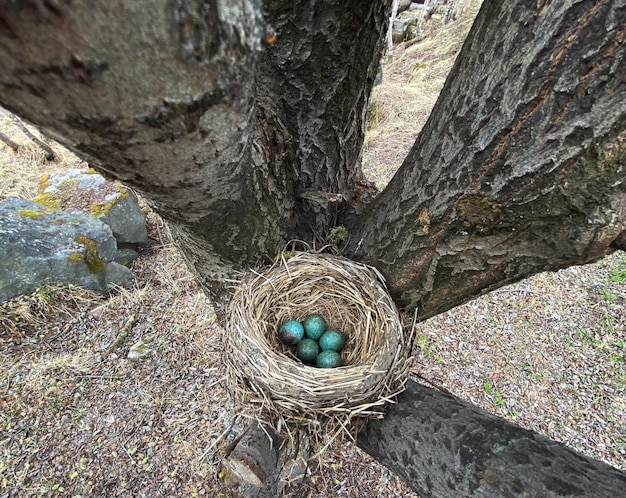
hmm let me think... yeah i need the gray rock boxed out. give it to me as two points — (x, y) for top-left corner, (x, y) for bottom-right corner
(398, 0), (412, 13)
(115, 248), (140, 266)
(392, 18), (411, 44)
(0, 198), (133, 303)
(406, 26), (423, 42)
(127, 341), (153, 361)
(104, 262), (134, 289)
(399, 11), (419, 28)
(39, 168), (148, 247)
(392, 12), (419, 44)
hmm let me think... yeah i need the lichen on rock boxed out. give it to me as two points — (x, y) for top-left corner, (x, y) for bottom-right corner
(0, 198), (133, 303)
(17, 209), (45, 219)
(74, 235), (107, 274)
(38, 168), (148, 247)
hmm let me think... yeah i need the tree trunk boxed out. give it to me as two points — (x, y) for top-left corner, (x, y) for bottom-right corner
(1, 1), (623, 315)
(347, 0), (626, 318)
(257, 0), (388, 240)
(0, 0), (275, 301)
(0, 0), (387, 304)
(358, 381), (626, 497)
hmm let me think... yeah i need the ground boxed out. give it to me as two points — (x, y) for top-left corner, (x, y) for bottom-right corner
(1, 1), (625, 497)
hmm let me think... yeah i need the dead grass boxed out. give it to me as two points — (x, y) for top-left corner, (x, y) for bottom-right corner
(1, 1), (625, 496)
(0, 240), (229, 496)
(363, 0), (482, 189)
(0, 108), (86, 200)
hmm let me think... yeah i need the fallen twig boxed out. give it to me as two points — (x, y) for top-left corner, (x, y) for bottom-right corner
(8, 112), (56, 161)
(0, 130), (19, 151)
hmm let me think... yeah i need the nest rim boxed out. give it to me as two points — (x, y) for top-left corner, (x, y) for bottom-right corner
(225, 251), (411, 428)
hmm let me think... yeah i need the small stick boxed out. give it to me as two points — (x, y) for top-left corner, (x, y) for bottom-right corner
(387, 0), (399, 59)
(0, 131), (19, 151)
(8, 112), (56, 160)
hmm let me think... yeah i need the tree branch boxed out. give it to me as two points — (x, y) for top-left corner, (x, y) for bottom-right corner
(0, 0), (283, 300)
(358, 381), (626, 497)
(349, 0), (626, 317)
(0, 130), (19, 152)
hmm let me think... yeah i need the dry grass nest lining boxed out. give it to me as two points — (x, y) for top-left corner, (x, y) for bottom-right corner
(226, 252), (411, 427)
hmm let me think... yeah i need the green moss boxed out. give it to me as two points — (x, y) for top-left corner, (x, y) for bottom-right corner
(217, 466), (230, 480)
(17, 209), (44, 218)
(327, 225), (349, 245)
(32, 192), (62, 211)
(74, 235), (106, 274)
(38, 173), (51, 195)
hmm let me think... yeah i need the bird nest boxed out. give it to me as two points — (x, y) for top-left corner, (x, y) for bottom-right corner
(225, 252), (412, 431)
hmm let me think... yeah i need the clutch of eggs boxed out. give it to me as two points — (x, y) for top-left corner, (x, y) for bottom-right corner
(278, 314), (346, 368)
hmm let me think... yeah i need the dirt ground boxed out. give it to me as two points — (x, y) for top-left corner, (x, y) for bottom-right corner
(1, 1), (625, 497)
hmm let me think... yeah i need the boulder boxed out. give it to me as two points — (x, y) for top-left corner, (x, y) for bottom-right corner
(398, 10), (420, 27)
(406, 26), (423, 42)
(38, 168), (148, 248)
(392, 11), (420, 44)
(0, 198), (133, 303)
(397, 0), (413, 13)
(392, 18), (411, 44)
(409, 2), (426, 11)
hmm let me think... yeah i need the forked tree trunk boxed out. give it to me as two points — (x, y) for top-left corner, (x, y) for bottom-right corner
(0, 1), (625, 496)
(0, 1), (623, 313)
(0, 0), (388, 303)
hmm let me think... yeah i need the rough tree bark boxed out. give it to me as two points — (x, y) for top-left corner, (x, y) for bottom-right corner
(0, 1), (623, 313)
(359, 381), (626, 497)
(348, 0), (626, 318)
(0, 0), (273, 300)
(0, 0), (625, 497)
(0, 0), (388, 304)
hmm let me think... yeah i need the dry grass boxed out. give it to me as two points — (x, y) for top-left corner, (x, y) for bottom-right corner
(0, 108), (87, 200)
(1, 1), (625, 497)
(364, 0), (482, 189)
(226, 252), (410, 434)
(413, 257), (626, 470)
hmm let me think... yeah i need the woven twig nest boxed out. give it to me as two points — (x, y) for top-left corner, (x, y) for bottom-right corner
(225, 252), (411, 429)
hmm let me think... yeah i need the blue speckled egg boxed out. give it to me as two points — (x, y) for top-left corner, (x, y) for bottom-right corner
(278, 320), (304, 345)
(319, 329), (346, 352)
(296, 338), (319, 364)
(303, 314), (326, 340)
(316, 350), (343, 368)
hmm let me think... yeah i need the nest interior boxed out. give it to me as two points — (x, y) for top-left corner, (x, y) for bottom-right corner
(226, 252), (411, 426)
